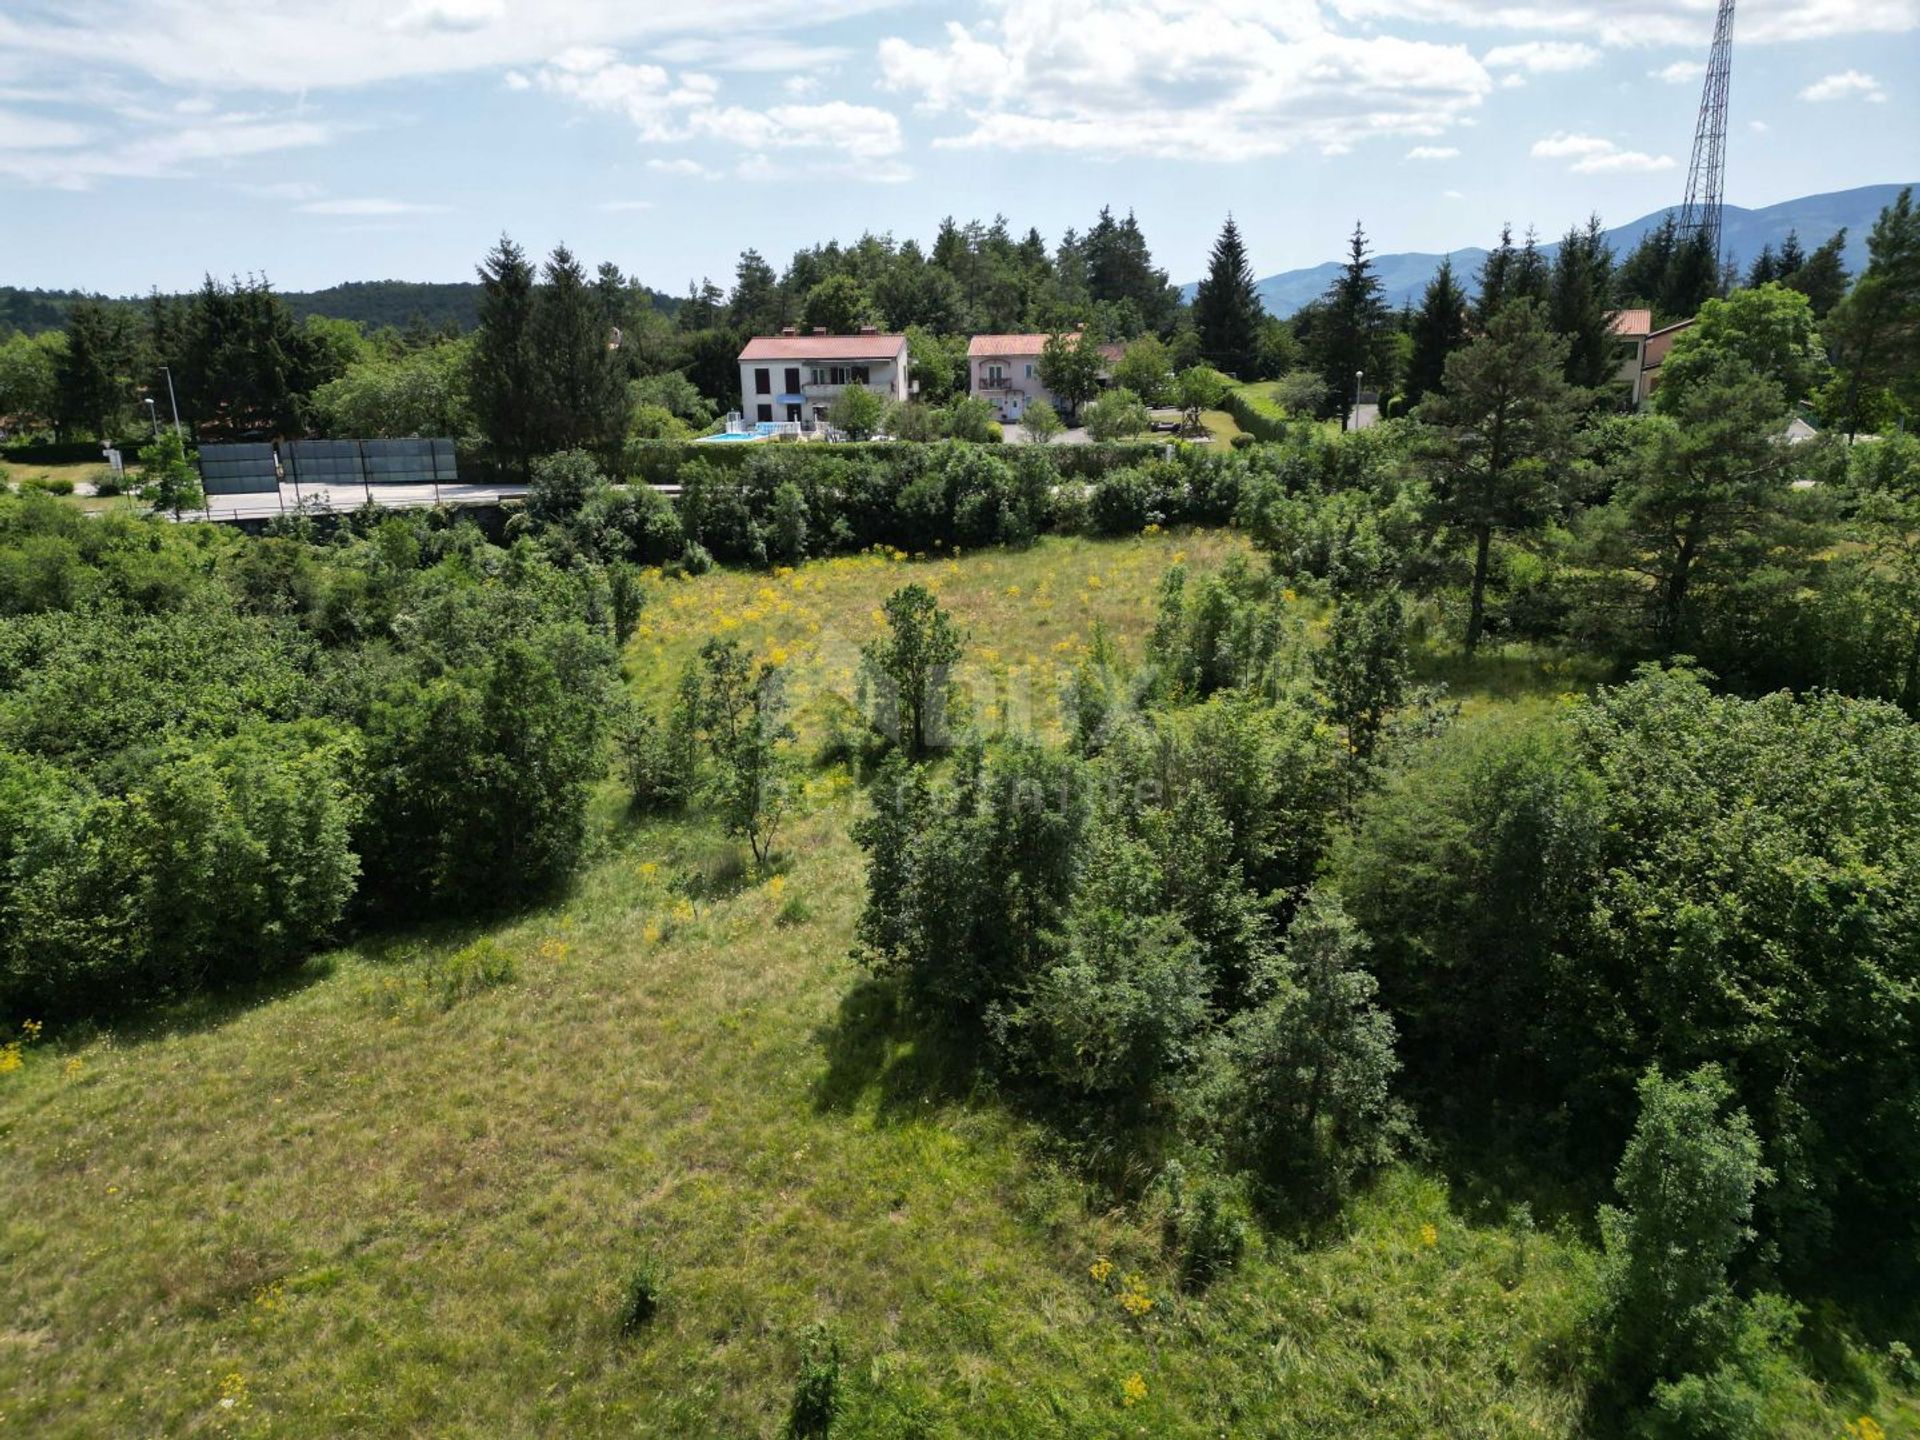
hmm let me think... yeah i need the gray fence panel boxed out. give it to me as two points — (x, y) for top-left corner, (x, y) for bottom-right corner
(284, 440), (365, 489)
(196, 442), (280, 495)
(361, 438), (459, 485)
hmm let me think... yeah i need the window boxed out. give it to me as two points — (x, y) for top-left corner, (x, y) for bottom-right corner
(1025, 364), (1035, 379)
(756, 403), (773, 422)
(784, 367), (801, 393)
(987, 366), (1006, 387)
(850, 365), (870, 385)
(754, 367), (771, 395)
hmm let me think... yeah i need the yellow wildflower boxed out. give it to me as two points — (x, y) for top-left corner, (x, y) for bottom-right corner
(769, 647), (789, 666)
(1089, 1257), (1113, 1284)
(1122, 1372), (1148, 1407)
(638, 861), (660, 879)
(1848, 1419), (1885, 1440)
(1171, 550), (1187, 566)
(870, 608), (886, 627)
(767, 875), (787, 897)
(63, 1055), (84, 1079)
(1421, 1223), (1438, 1248)
(643, 922), (664, 945)
(1004, 584), (1022, 598)
(22, 1019), (43, 1042)
(0, 1045), (20, 1075)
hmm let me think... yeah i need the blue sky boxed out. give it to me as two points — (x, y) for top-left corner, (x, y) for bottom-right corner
(2, 0), (1915, 296)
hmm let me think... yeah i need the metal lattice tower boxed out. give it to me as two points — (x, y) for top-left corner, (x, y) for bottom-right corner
(1677, 0), (1736, 264)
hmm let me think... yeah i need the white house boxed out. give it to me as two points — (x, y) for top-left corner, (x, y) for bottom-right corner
(737, 328), (909, 426)
(1609, 309), (1695, 410)
(966, 332), (1124, 422)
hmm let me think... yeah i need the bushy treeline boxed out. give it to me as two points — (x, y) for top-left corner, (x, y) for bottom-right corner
(846, 556), (1920, 1430)
(0, 494), (621, 1016)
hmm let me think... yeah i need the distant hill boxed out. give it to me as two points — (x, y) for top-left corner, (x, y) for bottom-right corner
(0, 278), (679, 337)
(1183, 183), (1915, 317)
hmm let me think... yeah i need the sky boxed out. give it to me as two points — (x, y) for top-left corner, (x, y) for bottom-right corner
(2, 0), (1916, 297)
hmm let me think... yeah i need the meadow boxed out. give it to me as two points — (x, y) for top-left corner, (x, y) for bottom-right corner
(3, 526), (1910, 1438)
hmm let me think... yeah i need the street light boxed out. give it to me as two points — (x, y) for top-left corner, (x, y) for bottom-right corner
(159, 366), (183, 438)
(1348, 369), (1364, 433)
(143, 398), (160, 439)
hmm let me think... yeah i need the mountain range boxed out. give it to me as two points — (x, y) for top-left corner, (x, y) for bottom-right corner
(1185, 183), (1914, 317)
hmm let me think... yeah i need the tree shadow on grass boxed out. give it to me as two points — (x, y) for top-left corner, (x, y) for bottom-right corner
(810, 977), (981, 1123)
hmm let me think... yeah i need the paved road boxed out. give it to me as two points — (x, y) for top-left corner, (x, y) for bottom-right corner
(187, 481), (530, 522)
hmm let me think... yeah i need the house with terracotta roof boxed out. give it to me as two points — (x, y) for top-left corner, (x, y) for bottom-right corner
(737, 328), (909, 427)
(1608, 309), (1695, 409)
(967, 332), (1125, 422)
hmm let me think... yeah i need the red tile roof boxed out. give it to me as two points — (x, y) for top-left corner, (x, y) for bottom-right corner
(968, 333), (1125, 362)
(1608, 308), (1654, 338)
(739, 333), (906, 361)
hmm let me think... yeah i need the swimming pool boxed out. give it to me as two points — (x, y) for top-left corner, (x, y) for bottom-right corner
(698, 431), (766, 443)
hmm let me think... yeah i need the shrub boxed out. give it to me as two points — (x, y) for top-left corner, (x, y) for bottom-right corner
(526, 449), (606, 525)
(428, 938), (517, 1006)
(1160, 1162), (1251, 1289)
(1597, 1065), (1770, 1401)
(1203, 892), (1403, 1211)
(787, 1323), (842, 1437)
(1084, 387), (1152, 443)
(859, 582), (964, 757)
(619, 1254), (663, 1335)
(21, 475), (75, 496)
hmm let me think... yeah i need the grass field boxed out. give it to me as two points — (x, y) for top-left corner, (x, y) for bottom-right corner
(0, 458), (138, 514)
(3, 529), (1911, 1438)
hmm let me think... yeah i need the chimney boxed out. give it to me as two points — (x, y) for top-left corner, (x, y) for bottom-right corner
(780, 325), (798, 336)
(1074, 322), (1087, 332)
(812, 326), (828, 335)
(859, 324), (878, 335)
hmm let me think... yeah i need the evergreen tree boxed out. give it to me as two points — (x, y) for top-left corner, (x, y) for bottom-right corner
(1550, 215), (1617, 389)
(1746, 244), (1780, 287)
(1191, 215), (1264, 378)
(1474, 224), (1519, 328)
(1415, 299), (1580, 651)
(1512, 228), (1552, 309)
(532, 244), (631, 459)
(1786, 229), (1850, 318)
(1085, 207), (1178, 332)
(1776, 229), (1807, 275)
(1617, 215), (1681, 313)
(1405, 257), (1469, 407)
(1314, 222), (1389, 429)
(1665, 228), (1722, 317)
(469, 234), (542, 478)
(728, 249), (782, 334)
(54, 298), (137, 439)
(1825, 187), (1920, 437)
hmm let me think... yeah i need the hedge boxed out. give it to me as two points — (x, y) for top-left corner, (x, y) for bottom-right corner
(1219, 388), (1293, 445)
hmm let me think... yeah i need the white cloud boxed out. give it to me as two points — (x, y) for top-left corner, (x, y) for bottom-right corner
(1483, 41), (1599, 73)
(1651, 59), (1703, 83)
(597, 199), (654, 211)
(877, 0), (1493, 161)
(1530, 131), (1675, 173)
(298, 197), (449, 215)
(0, 106), (89, 149)
(1326, 0), (1919, 46)
(1406, 144), (1461, 159)
(1799, 69), (1886, 102)
(645, 156), (719, 178)
(0, 0), (897, 93)
(1749, 118), (1771, 132)
(0, 109), (331, 187)
(521, 48), (908, 175)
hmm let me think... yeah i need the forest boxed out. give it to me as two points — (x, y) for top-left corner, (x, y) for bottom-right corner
(2, 188), (1919, 1437)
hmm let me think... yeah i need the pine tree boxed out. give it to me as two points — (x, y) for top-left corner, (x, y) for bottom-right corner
(470, 234), (542, 478)
(1826, 187), (1920, 437)
(727, 250), (782, 335)
(55, 298), (138, 440)
(1405, 257), (1469, 407)
(1315, 223), (1389, 429)
(1550, 215), (1617, 390)
(1192, 215), (1264, 377)
(1415, 299), (1580, 652)
(1746, 244), (1780, 287)
(1786, 229), (1851, 318)
(1617, 214), (1680, 313)
(1776, 229), (1807, 275)
(532, 243), (631, 459)
(1512, 228), (1552, 308)
(1474, 224), (1519, 328)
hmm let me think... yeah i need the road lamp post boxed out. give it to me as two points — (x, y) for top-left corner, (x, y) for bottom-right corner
(1348, 369), (1364, 432)
(143, 398), (160, 440)
(160, 366), (183, 438)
